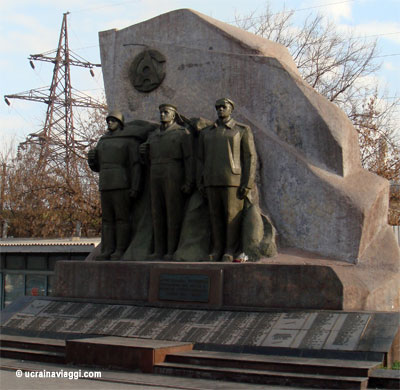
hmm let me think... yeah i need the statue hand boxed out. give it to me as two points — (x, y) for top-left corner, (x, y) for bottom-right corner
(198, 185), (207, 199)
(87, 149), (96, 160)
(237, 186), (249, 200)
(129, 189), (139, 199)
(139, 143), (149, 155)
(181, 183), (193, 195)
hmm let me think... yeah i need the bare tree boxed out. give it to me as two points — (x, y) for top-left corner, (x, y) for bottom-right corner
(349, 91), (400, 179)
(235, 5), (380, 103)
(0, 105), (106, 238)
(236, 3), (400, 224)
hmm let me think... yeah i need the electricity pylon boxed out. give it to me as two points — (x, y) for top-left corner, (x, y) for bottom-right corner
(4, 12), (106, 175)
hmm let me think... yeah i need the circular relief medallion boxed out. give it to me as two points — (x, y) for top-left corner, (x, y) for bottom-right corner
(129, 50), (166, 93)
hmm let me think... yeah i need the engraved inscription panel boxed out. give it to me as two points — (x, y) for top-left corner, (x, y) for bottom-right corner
(299, 312), (340, 349)
(262, 329), (301, 347)
(21, 299), (52, 315)
(274, 312), (312, 330)
(324, 313), (371, 350)
(2, 299), (385, 354)
(159, 274), (210, 302)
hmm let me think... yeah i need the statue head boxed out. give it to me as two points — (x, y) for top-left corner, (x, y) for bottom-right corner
(106, 110), (124, 131)
(215, 98), (234, 121)
(159, 103), (177, 127)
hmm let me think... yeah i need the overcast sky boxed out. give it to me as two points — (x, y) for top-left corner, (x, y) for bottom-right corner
(1, 0), (399, 153)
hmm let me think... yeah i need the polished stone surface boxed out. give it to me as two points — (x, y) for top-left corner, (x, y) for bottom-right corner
(2, 297), (398, 361)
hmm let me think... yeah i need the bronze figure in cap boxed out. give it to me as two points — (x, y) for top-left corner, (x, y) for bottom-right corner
(198, 98), (256, 262)
(141, 104), (194, 260)
(88, 110), (142, 260)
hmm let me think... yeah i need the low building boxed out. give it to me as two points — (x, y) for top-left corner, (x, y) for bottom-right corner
(0, 238), (100, 309)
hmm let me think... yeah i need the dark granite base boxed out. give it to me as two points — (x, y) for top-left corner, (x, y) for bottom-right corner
(53, 253), (399, 311)
(1, 297), (399, 364)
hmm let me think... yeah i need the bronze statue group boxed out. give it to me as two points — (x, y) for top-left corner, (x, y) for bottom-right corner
(88, 98), (275, 263)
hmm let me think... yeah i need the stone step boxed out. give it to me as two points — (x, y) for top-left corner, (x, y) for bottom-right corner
(154, 362), (369, 389)
(165, 350), (381, 377)
(0, 346), (65, 364)
(368, 369), (400, 389)
(0, 334), (65, 354)
(66, 336), (193, 372)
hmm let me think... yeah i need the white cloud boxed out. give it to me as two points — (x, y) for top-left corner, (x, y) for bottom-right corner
(100, 18), (139, 31)
(300, 0), (352, 22)
(383, 61), (397, 71)
(0, 13), (57, 55)
(346, 21), (400, 44)
(0, 114), (30, 155)
(0, 31), (54, 55)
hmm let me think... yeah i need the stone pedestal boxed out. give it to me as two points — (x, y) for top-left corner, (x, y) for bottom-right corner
(54, 248), (399, 311)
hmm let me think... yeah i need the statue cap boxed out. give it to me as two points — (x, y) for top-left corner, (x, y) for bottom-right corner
(215, 98), (235, 110)
(159, 103), (177, 112)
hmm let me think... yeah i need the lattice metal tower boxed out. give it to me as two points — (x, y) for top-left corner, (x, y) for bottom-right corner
(4, 12), (106, 175)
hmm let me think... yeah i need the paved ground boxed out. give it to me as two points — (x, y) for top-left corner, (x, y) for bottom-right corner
(0, 358), (308, 390)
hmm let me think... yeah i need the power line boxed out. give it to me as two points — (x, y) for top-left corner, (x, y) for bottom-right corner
(70, 0), (142, 14)
(67, 24), (400, 56)
(349, 31), (400, 40)
(374, 53), (400, 58)
(69, 37), (400, 62)
(69, 45), (99, 52)
(230, 0), (357, 24)
(3, 105), (36, 129)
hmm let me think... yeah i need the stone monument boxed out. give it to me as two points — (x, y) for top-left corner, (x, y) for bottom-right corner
(91, 8), (400, 310)
(1, 10), (400, 388)
(2, 11), (399, 382)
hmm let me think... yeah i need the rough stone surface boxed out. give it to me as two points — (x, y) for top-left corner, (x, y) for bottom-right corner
(99, 9), (399, 267)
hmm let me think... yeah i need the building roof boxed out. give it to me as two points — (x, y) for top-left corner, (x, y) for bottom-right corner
(0, 238), (100, 253)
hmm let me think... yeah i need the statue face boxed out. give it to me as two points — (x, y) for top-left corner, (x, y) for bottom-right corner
(216, 103), (233, 120)
(107, 117), (120, 132)
(160, 108), (176, 124)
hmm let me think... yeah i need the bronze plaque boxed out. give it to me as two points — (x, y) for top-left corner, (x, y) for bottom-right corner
(148, 267), (223, 307)
(159, 274), (210, 302)
(129, 49), (166, 92)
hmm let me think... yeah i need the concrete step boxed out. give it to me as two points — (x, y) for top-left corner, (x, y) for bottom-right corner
(0, 334), (65, 354)
(165, 350), (381, 377)
(368, 369), (400, 389)
(0, 346), (65, 364)
(154, 361), (369, 389)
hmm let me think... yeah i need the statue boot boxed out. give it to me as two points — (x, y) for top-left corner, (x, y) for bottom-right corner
(222, 213), (242, 262)
(110, 222), (131, 260)
(147, 253), (164, 261)
(222, 253), (234, 262)
(148, 228), (166, 260)
(164, 224), (180, 261)
(97, 223), (115, 261)
(209, 240), (224, 262)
